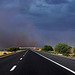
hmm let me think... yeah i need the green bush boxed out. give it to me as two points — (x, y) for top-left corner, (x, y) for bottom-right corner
(7, 47), (19, 52)
(73, 47), (75, 55)
(42, 45), (53, 51)
(62, 53), (70, 56)
(73, 55), (75, 57)
(55, 43), (72, 54)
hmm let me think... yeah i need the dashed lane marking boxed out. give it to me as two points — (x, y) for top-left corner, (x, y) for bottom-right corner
(10, 50), (29, 72)
(23, 55), (25, 56)
(10, 65), (17, 71)
(20, 58), (22, 60)
(23, 50), (29, 56)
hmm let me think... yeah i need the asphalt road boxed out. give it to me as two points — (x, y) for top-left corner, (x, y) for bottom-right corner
(0, 50), (75, 75)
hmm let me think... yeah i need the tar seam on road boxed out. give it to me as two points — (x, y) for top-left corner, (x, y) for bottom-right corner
(32, 50), (75, 74)
(10, 65), (17, 71)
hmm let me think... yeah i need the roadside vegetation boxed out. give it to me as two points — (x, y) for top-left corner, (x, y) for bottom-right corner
(0, 43), (75, 57)
(42, 45), (53, 52)
(0, 47), (27, 56)
(40, 43), (75, 57)
(73, 46), (75, 56)
(7, 47), (20, 52)
(55, 43), (72, 56)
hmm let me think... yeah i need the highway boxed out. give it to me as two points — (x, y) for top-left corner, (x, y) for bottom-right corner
(0, 50), (75, 75)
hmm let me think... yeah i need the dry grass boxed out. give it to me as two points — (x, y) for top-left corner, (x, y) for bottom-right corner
(0, 51), (12, 55)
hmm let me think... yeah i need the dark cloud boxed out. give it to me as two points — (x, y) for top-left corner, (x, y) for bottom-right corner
(68, 1), (75, 13)
(45, 0), (68, 4)
(0, 0), (75, 48)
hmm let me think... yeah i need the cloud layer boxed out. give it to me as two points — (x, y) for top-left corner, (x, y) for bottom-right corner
(0, 0), (75, 48)
(45, 0), (68, 4)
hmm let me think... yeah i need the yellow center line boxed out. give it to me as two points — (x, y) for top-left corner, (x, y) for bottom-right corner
(0, 52), (16, 58)
(0, 51), (25, 58)
(0, 54), (11, 58)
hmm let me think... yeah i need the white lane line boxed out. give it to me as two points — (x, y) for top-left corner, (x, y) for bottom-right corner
(24, 50), (29, 56)
(23, 55), (25, 56)
(10, 65), (17, 71)
(10, 51), (29, 72)
(20, 58), (22, 60)
(22, 50), (28, 57)
(20, 51), (29, 61)
(32, 50), (75, 74)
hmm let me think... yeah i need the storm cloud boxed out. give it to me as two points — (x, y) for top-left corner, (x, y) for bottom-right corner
(45, 0), (68, 4)
(0, 0), (75, 48)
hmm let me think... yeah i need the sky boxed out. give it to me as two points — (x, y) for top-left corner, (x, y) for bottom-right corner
(0, 0), (75, 48)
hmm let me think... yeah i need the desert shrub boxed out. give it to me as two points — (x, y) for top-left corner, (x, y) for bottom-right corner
(62, 53), (70, 56)
(73, 55), (75, 57)
(42, 45), (53, 51)
(55, 43), (72, 54)
(7, 47), (19, 52)
(73, 47), (75, 55)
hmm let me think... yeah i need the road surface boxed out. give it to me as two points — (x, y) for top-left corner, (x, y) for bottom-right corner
(0, 50), (75, 75)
